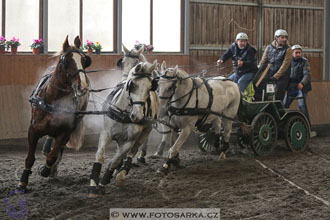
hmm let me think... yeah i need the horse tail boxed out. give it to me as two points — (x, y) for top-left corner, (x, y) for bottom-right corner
(66, 120), (85, 151)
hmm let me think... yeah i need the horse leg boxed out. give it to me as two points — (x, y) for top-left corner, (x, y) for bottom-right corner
(219, 118), (233, 161)
(39, 133), (70, 178)
(42, 136), (53, 156)
(110, 140), (136, 187)
(154, 124), (171, 157)
(17, 125), (40, 191)
(157, 126), (193, 175)
(137, 140), (148, 164)
(49, 146), (65, 178)
(88, 129), (111, 197)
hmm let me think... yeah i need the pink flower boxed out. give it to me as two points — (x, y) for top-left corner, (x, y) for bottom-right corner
(0, 36), (5, 41)
(39, 38), (43, 43)
(34, 39), (38, 43)
(11, 37), (19, 42)
(135, 40), (139, 44)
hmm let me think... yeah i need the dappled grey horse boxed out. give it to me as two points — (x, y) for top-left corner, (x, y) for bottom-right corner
(88, 61), (160, 197)
(117, 45), (170, 161)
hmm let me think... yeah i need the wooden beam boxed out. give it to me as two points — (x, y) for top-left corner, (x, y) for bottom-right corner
(2, 0), (5, 36)
(80, 0), (83, 41)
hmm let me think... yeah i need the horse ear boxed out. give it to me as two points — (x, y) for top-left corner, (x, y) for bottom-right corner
(74, 36), (81, 49)
(151, 59), (158, 71)
(137, 45), (144, 55)
(161, 61), (167, 72)
(174, 65), (178, 74)
(135, 63), (142, 72)
(63, 35), (70, 52)
(122, 44), (129, 54)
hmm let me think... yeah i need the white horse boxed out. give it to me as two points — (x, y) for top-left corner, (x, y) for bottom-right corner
(118, 45), (170, 161)
(88, 61), (159, 197)
(119, 44), (147, 80)
(157, 61), (241, 175)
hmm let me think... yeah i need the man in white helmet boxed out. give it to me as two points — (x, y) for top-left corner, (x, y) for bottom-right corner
(254, 29), (292, 101)
(217, 32), (258, 92)
(283, 45), (312, 117)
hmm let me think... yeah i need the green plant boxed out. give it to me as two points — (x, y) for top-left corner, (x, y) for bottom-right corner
(84, 40), (95, 50)
(134, 41), (153, 54)
(93, 41), (102, 51)
(6, 37), (21, 48)
(0, 36), (6, 49)
(30, 38), (44, 49)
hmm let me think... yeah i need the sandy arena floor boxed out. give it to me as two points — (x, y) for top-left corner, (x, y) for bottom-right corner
(1, 136), (330, 220)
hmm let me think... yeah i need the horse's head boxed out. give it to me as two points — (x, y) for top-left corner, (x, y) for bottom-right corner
(158, 61), (179, 117)
(117, 44), (146, 80)
(57, 36), (91, 96)
(126, 60), (158, 123)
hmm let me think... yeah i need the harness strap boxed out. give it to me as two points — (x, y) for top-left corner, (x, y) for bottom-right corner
(195, 78), (213, 129)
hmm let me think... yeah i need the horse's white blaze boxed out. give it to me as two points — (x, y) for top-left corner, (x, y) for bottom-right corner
(72, 53), (88, 89)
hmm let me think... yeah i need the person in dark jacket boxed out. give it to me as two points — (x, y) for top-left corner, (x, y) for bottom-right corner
(217, 32), (258, 92)
(254, 29), (292, 101)
(283, 45), (312, 117)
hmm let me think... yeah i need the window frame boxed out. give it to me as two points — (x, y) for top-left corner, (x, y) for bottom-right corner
(0, 0), (186, 54)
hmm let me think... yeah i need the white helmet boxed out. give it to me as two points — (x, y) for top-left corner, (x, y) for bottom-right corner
(236, 32), (248, 41)
(274, 29), (288, 38)
(291, 44), (302, 51)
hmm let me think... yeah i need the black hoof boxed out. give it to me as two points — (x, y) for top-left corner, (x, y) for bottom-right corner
(169, 155), (181, 168)
(157, 165), (169, 175)
(137, 157), (146, 164)
(100, 169), (113, 186)
(88, 186), (99, 197)
(16, 185), (28, 193)
(98, 185), (106, 195)
(38, 164), (51, 177)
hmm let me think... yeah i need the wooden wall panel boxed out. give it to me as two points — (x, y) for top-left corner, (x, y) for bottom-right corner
(190, 3), (258, 47)
(262, 0), (323, 6)
(262, 8), (323, 48)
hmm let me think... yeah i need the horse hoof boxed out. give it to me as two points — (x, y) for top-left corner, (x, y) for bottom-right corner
(38, 164), (51, 177)
(16, 184), (28, 193)
(137, 157), (146, 164)
(156, 166), (169, 176)
(115, 170), (126, 187)
(88, 186), (99, 198)
(98, 185), (106, 195)
(218, 152), (227, 161)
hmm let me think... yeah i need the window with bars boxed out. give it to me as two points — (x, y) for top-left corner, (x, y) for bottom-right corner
(1, 0), (182, 53)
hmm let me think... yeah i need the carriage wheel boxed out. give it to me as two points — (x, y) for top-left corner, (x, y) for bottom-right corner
(284, 115), (309, 152)
(237, 127), (250, 148)
(250, 112), (277, 156)
(198, 131), (221, 155)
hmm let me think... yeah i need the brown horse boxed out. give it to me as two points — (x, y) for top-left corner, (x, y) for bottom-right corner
(17, 36), (91, 191)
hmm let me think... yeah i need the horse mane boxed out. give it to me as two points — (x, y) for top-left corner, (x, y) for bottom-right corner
(139, 53), (147, 62)
(176, 68), (189, 78)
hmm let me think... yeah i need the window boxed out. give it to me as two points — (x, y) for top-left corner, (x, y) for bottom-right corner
(83, 0), (114, 51)
(5, 0), (39, 51)
(153, 0), (181, 52)
(122, 0), (150, 50)
(48, 0), (79, 51)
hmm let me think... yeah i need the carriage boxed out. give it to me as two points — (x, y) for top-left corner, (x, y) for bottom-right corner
(199, 84), (313, 157)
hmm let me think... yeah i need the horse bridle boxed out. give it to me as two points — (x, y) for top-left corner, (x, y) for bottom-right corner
(126, 72), (153, 108)
(59, 49), (91, 82)
(158, 70), (178, 100)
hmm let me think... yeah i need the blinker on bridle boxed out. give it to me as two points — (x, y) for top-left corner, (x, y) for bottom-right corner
(60, 49), (91, 81)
